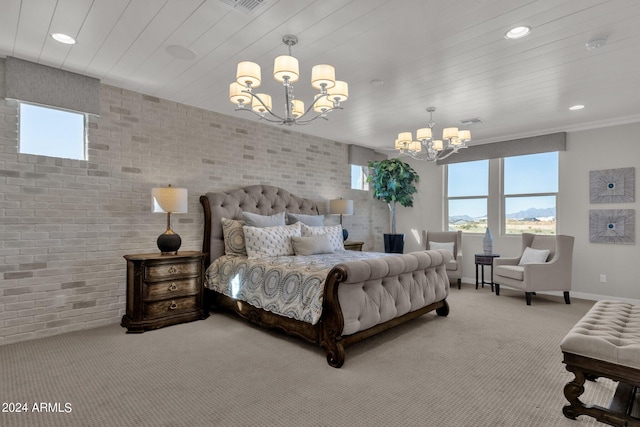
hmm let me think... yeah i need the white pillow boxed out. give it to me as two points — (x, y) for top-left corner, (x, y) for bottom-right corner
(242, 211), (286, 227)
(291, 234), (334, 256)
(287, 213), (324, 226)
(518, 247), (550, 265)
(429, 241), (455, 258)
(221, 218), (246, 256)
(243, 222), (301, 259)
(300, 223), (345, 251)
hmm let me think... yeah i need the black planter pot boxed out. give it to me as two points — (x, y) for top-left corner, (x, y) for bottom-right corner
(384, 233), (405, 253)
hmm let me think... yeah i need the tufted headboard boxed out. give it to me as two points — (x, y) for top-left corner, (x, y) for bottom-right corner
(199, 185), (320, 267)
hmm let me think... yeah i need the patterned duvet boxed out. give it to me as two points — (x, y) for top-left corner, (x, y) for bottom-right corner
(205, 251), (388, 324)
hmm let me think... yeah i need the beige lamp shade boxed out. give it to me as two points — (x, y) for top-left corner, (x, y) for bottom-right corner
(292, 100), (305, 117)
(152, 186), (188, 213)
(236, 61), (261, 87)
(311, 64), (336, 90)
(433, 140), (444, 151)
(443, 127), (459, 140)
(229, 82), (251, 105)
(458, 130), (471, 142)
(397, 132), (413, 144)
(313, 94), (333, 113)
(252, 94), (272, 113)
(327, 80), (348, 102)
(273, 55), (299, 83)
(394, 139), (404, 150)
(408, 140), (422, 152)
(329, 199), (354, 215)
(416, 127), (432, 140)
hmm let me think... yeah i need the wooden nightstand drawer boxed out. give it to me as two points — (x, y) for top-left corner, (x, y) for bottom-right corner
(145, 277), (199, 300)
(144, 296), (198, 319)
(121, 251), (208, 333)
(145, 261), (199, 280)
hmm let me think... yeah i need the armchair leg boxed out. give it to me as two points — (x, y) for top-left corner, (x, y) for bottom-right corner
(564, 291), (571, 304)
(495, 284), (500, 295)
(457, 278), (461, 289)
(525, 292), (532, 305)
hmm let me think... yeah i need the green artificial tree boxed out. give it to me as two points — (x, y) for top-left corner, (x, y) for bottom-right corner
(367, 158), (419, 235)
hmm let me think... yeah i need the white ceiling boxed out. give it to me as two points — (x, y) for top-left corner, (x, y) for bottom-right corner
(2, 0), (640, 151)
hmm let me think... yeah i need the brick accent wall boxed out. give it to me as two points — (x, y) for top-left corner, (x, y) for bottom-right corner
(0, 60), (387, 345)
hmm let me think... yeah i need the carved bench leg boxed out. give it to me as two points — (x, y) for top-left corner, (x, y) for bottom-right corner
(563, 366), (587, 420)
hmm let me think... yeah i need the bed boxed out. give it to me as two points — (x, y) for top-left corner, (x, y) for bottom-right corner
(199, 185), (451, 367)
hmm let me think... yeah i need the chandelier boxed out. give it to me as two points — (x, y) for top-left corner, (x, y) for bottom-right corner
(395, 107), (471, 161)
(229, 34), (348, 125)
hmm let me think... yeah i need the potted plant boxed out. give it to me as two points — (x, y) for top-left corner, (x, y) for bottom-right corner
(367, 158), (419, 253)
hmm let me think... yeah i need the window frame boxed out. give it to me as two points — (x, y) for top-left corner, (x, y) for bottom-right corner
(18, 101), (88, 161)
(445, 152), (559, 235)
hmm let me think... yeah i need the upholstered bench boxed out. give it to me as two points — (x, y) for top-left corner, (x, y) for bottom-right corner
(560, 300), (640, 426)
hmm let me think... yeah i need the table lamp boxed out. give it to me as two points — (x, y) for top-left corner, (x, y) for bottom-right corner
(329, 198), (353, 241)
(152, 185), (188, 254)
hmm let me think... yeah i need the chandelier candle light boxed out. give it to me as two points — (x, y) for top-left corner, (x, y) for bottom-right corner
(229, 34), (348, 125)
(395, 107), (471, 161)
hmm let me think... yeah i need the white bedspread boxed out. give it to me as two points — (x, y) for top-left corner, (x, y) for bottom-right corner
(205, 251), (387, 324)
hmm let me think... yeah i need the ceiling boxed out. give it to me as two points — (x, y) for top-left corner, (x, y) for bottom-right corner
(2, 0), (640, 152)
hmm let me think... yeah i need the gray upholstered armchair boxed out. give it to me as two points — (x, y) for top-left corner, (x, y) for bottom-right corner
(493, 233), (575, 305)
(423, 230), (463, 289)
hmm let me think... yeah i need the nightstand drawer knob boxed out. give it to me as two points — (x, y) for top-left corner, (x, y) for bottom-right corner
(169, 300), (178, 310)
(168, 282), (178, 292)
(168, 266), (178, 274)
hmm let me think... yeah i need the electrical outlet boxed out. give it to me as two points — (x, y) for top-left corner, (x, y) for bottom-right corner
(599, 274), (607, 283)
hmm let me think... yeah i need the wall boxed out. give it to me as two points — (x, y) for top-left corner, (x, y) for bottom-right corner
(399, 122), (640, 303)
(0, 59), (387, 345)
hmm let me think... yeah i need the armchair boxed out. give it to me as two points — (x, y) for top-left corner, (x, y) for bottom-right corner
(424, 230), (463, 289)
(493, 233), (574, 305)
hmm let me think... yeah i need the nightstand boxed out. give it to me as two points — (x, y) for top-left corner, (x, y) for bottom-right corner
(121, 251), (208, 333)
(344, 241), (364, 251)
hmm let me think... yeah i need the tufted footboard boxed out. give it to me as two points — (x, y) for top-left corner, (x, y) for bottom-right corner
(321, 249), (451, 367)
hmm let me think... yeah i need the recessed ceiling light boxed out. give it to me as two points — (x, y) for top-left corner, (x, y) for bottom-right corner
(165, 45), (197, 60)
(51, 33), (76, 45)
(504, 26), (532, 40)
(585, 38), (607, 51)
(569, 105), (585, 111)
(370, 79), (384, 87)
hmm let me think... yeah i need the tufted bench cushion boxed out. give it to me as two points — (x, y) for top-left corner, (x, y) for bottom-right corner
(560, 300), (640, 369)
(561, 300), (640, 426)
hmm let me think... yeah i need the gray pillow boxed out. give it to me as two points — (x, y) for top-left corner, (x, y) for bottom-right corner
(242, 211), (286, 227)
(291, 234), (334, 256)
(287, 213), (324, 226)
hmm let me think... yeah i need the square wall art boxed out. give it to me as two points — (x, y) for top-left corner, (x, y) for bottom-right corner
(589, 209), (635, 244)
(589, 167), (635, 203)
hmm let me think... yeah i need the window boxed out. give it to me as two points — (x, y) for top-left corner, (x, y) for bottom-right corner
(447, 160), (489, 232)
(446, 152), (559, 235)
(19, 102), (87, 160)
(503, 152), (558, 235)
(351, 164), (369, 191)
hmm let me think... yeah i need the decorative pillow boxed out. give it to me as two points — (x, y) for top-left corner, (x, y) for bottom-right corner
(429, 241), (455, 258)
(291, 234), (334, 256)
(221, 218), (247, 256)
(242, 211), (286, 227)
(518, 247), (550, 265)
(243, 222), (302, 259)
(287, 213), (324, 226)
(300, 223), (345, 251)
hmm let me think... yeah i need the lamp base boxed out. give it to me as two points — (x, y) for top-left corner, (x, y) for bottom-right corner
(157, 232), (181, 255)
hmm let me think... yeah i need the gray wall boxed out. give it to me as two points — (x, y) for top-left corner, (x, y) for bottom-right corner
(400, 121), (640, 303)
(0, 59), (387, 345)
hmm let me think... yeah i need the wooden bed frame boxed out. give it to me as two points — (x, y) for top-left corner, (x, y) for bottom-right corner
(199, 185), (449, 368)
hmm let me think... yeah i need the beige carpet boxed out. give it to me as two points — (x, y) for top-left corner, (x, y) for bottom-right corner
(1, 286), (618, 427)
